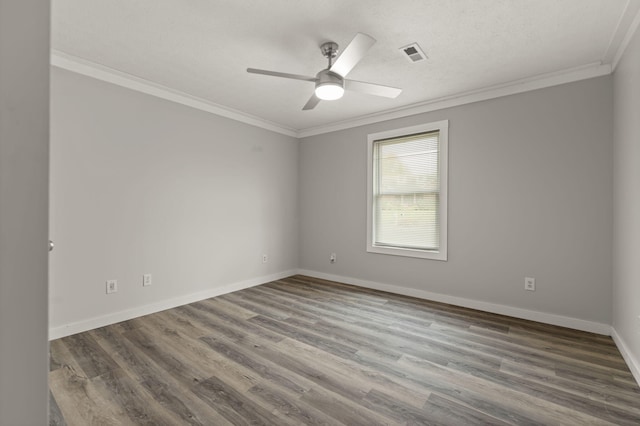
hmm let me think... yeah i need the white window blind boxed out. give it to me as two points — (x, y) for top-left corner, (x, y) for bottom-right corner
(367, 120), (448, 260)
(374, 131), (440, 250)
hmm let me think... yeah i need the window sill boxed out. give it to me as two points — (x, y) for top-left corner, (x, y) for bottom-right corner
(367, 244), (447, 261)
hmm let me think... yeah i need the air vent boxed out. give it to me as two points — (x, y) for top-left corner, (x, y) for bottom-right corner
(399, 43), (427, 63)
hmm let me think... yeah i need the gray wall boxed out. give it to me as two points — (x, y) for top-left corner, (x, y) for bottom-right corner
(613, 27), (640, 376)
(49, 68), (299, 333)
(0, 0), (50, 424)
(299, 76), (613, 325)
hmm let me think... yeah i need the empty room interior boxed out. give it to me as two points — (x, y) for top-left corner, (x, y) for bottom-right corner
(3, 0), (640, 424)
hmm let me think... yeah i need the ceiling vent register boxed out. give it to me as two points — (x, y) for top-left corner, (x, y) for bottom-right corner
(400, 43), (427, 63)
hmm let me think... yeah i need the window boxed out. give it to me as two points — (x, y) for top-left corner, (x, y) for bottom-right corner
(367, 121), (448, 260)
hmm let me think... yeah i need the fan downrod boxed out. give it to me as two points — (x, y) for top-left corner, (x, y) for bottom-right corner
(320, 42), (339, 67)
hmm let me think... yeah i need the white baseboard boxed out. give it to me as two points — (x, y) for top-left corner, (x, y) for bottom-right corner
(48, 270), (297, 340)
(50, 268), (638, 387)
(611, 328), (640, 386)
(296, 269), (612, 336)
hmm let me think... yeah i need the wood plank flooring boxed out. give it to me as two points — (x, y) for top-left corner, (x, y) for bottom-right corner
(49, 275), (640, 425)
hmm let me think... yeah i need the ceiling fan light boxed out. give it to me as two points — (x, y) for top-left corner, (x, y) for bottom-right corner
(315, 82), (344, 100)
(314, 70), (345, 101)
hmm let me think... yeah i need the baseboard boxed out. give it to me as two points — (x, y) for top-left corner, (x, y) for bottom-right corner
(297, 269), (612, 335)
(611, 328), (640, 386)
(49, 270), (297, 340)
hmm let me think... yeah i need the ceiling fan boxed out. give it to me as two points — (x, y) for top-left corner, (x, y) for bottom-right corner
(247, 33), (402, 110)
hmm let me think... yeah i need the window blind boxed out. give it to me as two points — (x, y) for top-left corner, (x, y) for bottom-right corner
(373, 131), (440, 251)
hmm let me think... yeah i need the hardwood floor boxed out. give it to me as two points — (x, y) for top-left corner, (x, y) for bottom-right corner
(49, 275), (640, 425)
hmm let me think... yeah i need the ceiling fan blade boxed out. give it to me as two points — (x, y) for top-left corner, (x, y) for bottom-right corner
(302, 94), (321, 110)
(247, 68), (317, 82)
(329, 33), (376, 77)
(345, 80), (402, 98)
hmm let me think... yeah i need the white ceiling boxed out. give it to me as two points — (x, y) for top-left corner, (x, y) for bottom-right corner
(52, 0), (640, 136)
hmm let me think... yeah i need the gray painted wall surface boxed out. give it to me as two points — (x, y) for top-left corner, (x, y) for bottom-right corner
(299, 76), (613, 324)
(49, 68), (299, 330)
(0, 0), (50, 424)
(613, 27), (640, 375)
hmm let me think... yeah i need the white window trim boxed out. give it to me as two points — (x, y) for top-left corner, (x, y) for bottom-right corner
(366, 120), (448, 261)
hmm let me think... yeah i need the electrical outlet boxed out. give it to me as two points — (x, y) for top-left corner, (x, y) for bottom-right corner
(262, 254), (268, 264)
(524, 277), (535, 291)
(330, 253), (337, 263)
(143, 274), (152, 287)
(106, 279), (118, 294)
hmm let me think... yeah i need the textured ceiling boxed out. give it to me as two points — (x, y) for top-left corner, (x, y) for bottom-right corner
(52, 0), (638, 133)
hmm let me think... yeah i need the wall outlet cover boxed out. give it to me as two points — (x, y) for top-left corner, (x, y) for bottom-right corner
(106, 279), (118, 294)
(524, 277), (535, 291)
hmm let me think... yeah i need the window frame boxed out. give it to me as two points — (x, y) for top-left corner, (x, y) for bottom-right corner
(366, 120), (449, 261)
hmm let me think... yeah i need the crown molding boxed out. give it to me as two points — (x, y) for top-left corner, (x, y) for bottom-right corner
(51, 50), (613, 140)
(612, 1), (640, 70)
(50, 50), (298, 138)
(297, 62), (612, 138)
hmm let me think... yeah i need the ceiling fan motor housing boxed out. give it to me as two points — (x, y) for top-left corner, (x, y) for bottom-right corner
(315, 69), (345, 100)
